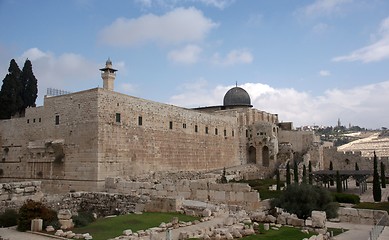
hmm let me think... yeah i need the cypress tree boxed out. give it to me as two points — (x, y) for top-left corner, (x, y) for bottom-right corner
(308, 161), (313, 185)
(293, 161), (298, 183)
(286, 162), (291, 186)
(20, 59), (38, 110)
(336, 170), (342, 193)
(329, 161), (334, 186)
(373, 151), (382, 202)
(276, 169), (281, 190)
(302, 164), (307, 184)
(0, 59), (22, 119)
(381, 162), (386, 189)
(355, 162), (360, 186)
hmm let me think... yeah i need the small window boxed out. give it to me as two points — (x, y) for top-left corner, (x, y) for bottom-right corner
(138, 116), (143, 126)
(169, 121), (173, 129)
(33, 118), (36, 123)
(195, 125), (198, 133)
(246, 129), (249, 137)
(116, 113), (121, 123)
(232, 130), (234, 137)
(205, 127), (208, 134)
(27, 119), (30, 124)
(183, 123), (187, 129)
(224, 129), (227, 137)
(215, 128), (218, 135)
(39, 118), (41, 122)
(55, 115), (60, 125)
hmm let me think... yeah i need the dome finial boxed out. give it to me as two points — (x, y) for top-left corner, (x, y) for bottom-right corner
(236, 81), (238, 87)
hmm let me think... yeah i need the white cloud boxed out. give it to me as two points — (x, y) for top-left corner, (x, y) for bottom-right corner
(333, 16), (389, 63)
(99, 7), (218, 47)
(134, 0), (234, 9)
(118, 83), (135, 94)
(17, 48), (101, 105)
(211, 49), (253, 66)
(319, 70), (331, 76)
(196, 0), (234, 9)
(167, 44), (202, 64)
(169, 81), (389, 129)
(298, 0), (352, 18)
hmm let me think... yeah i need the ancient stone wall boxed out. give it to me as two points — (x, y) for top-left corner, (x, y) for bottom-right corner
(0, 181), (43, 213)
(278, 130), (319, 154)
(96, 89), (241, 179)
(338, 207), (389, 225)
(323, 147), (389, 173)
(105, 178), (261, 211)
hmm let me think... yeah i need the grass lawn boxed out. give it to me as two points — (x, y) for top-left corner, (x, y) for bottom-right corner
(241, 225), (314, 240)
(231, 178), (283, 200)
(72, 212), (199, 240)
(354, 202), (389, 213)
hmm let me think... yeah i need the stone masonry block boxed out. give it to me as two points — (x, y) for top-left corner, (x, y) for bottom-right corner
(195, 190), (209, 201)
(244, 192), (260, 202)
(24, 186), (36, 193)
(231, 183), (251, 192)
(209, 190), (226, 202)
(190, 181), (208, 191)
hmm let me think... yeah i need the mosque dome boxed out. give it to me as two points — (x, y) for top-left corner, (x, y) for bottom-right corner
(223, 86), (252, 107)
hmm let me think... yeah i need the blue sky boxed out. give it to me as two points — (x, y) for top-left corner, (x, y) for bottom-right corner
(1, 0), (389, 129)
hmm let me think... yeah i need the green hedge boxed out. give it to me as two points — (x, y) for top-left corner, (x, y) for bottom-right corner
(0, 209), (18, 227)
(332, 192), (360, 204)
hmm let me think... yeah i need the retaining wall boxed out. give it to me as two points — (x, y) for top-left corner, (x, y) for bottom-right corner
(105, 178), (261, 211)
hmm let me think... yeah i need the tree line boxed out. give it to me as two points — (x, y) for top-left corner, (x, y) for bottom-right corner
(0, 59), (38, 119)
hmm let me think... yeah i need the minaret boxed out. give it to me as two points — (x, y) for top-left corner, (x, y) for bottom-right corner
(100, 58), (117, 91)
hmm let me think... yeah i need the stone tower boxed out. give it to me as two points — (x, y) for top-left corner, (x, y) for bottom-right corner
(100, 58), (117, 91)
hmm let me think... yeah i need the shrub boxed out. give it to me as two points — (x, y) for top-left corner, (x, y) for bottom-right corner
(17, 200), (58, 231)
(332, 192), (360, 204)
(0, 209), (18, 227)
(271, 183), (338, 219)
(73, 211), (95, 227)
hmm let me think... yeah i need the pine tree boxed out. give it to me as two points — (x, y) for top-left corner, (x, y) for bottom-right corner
(381, 162), (386, 189)
(329, 161), (334, 186)
(336, 170), (342, 193)
(286, 162), (291, 186)
(0, 59), (22, 119)
(373, 151), (382, 202)
(302, 164), (307, 184)
(308, 161), (313, 185)
(293, 161), (298, 183)
(20, 59), (38, 110)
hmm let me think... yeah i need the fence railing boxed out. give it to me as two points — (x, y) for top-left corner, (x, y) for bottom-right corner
(369, 215), (386, 240)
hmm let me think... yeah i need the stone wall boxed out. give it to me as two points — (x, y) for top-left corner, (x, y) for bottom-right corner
(0, 181), (43, 213)
(323, 147), (389, 174)
(105, 178), (261, 211)
(338, 207), (389, 225)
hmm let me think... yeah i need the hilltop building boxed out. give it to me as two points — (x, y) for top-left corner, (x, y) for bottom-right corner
(0, 60), (320, 192)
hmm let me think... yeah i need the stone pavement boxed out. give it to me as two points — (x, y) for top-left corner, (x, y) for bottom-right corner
(0, 226), (65, 240)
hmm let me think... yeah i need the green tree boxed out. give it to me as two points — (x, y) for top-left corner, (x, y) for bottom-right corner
(276, 169), (281, 190)
(336, 170), (342, 193)
(20, 59), (38, 109)
(373, 151), (382, 202)
(294, 161), (298, 183)
(308, 161), (313, 185)
(329, 161), (334, 186)
(271, 184), (338, 219)
(286, 162), (291, 186)
(0, 59), (22, 119)
(220, 167), (227, 183)
(302, 164), (307, 184)
(381, 162), (386, 188)
(355, 162), (360, 186)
